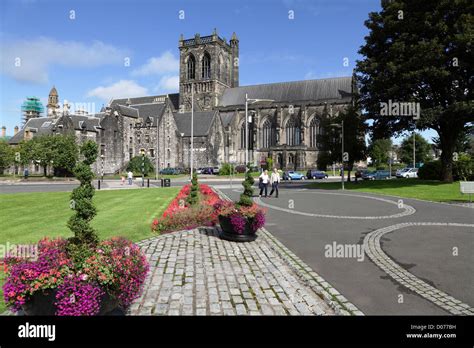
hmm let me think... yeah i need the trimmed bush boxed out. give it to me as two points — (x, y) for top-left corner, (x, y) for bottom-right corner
(418, 160), (442, 180)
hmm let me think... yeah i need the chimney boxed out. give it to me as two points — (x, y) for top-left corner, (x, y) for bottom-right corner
(14, 126), (19, 135)
(1, 126), (5, 138)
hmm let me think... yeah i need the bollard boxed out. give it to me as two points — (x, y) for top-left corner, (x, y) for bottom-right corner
(98, 179), (101, 190)
(147, 179), (150, 188)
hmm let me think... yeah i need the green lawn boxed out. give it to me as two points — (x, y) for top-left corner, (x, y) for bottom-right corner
(0, 187), (180, 313)
(307, 179), (470, 203)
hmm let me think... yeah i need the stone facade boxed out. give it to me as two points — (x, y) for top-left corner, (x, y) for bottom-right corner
(7, 30), (355, 173)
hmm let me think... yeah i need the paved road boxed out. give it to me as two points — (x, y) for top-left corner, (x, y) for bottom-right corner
(219, 185), (473, 315)
(0, 177), (335, 194)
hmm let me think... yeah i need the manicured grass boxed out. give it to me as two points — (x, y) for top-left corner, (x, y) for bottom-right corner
(0, 187), (180, 313)
(307, 179), (471, 202)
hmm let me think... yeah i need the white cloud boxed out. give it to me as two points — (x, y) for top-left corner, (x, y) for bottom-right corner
(131, 51), (179, 76)
(86, 80), (148, 101)
(0, 37), (129, 84)
(155, 75), (179, 92)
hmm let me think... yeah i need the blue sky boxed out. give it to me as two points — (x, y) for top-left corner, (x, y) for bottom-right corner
(0, 0), (435, 142)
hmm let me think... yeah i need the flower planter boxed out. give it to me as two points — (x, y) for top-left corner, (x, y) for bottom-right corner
(21, 289), (122, 316)
(218, 215), (257, 242)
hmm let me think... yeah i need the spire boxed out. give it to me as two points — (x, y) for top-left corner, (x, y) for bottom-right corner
(231, 32), (238, 41)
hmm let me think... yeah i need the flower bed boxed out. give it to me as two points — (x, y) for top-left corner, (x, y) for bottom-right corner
(3, 237), (149, 315)
(151, 184), (221, 233)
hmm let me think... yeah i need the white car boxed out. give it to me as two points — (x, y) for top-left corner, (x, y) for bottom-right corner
(396, 168), (410, 176)
(399, 168), (418, 178)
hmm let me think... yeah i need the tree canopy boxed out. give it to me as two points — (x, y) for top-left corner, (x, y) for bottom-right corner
(356, 0), (473, 181)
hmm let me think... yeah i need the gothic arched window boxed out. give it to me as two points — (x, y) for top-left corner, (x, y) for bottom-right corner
(187, 54), (196, 80)
(240, 123), (246, 149)
(202, 52), (211, 79)
(286, 117), (301, 146)
(261, 119), (275, 148)
(309, 117), (321, 148)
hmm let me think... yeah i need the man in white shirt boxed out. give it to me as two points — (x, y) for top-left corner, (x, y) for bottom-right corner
(127, 171), (133, 185)
(259, 170), (270, 197)
(269, 168), (281, 198)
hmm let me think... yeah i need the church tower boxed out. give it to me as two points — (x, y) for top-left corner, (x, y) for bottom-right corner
(178, 29), (239, 112)
(47, 86), (59, 117)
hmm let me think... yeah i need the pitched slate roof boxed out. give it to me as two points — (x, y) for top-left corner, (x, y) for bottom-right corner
(173, 111), (216, 137)
(218, 77), (353, 107)
(130, 103), (167, 127)
(8, 117), (56, 144)
(219, 111), (236, 128)
(114, 105), (139, 118)
(110, 95), (169, 107)
(167, 93), (180, 110)
(69, 114), (102, 131)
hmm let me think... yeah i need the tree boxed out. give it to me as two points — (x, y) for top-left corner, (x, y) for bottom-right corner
(68, 141), (99, 247)
(399, 133), (431, 165)
(369, 139), (392, 168)
(126, 155), (154, 176)
(51, 135), (79, 176)
(337, 103), (367, 181)
(0, 140), (14, 174)
(356, 0), (473, 182)
(316, 103), (367, 181)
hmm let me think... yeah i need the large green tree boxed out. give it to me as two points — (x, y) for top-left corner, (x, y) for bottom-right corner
(399, 133), (432, 165)
(0, 140), (14, 173)
(369, 138), (392, 168)
(356, 0), (473, 182)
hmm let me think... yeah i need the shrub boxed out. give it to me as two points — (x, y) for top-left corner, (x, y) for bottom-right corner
(239, 163), (254, 206)
(418, 160), (442, 180)
(235, 165), (247, 173)
(219, 163), (234, 176)
(186, 171), (199, 206)
(2, 237), (149, 315)
(213, 201), (266, 234)
(151, 184), (221, 233)
(68, 141), (99, 247)
(126, 155), (154, 176)
(453, 153), (474, 181)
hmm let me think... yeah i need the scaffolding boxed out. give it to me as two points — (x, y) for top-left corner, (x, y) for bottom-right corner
(21, 97), (44, 125)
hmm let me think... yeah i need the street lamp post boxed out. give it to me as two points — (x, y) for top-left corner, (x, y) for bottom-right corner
(245, 95), (274, 167)
(100, 155), (104, 182)
(190, 84), (194, 180)
(330, 120), (345, 190)
(140, 149), (145, 187)
(412, 131), (416, 169)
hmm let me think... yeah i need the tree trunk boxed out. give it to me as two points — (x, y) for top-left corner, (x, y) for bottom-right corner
(439, 127), (456, 183)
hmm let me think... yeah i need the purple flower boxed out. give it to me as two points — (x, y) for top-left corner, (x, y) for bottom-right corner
(230, 214), (246, 234)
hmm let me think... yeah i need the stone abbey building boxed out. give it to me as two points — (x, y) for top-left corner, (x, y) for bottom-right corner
(8, 30), (355, 174)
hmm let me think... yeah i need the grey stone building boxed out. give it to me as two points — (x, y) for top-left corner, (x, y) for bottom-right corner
(7, 30), (355, 174)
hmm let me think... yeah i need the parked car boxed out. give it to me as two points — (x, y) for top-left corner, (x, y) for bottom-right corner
(196, 168), (203, 174)
(306, 169), (328, 179)
(160, 168), (180, 175)
(364, 170), (391, 180)
(201, 167), (214, 175)
(355, 169), (368, 179)
(396, 168), (410, 177)
(397, 168), (418, 178)
(212, 166), (220, 175)
(282, 171), (306, 180)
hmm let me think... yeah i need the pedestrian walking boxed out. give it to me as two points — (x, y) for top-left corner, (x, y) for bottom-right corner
(127, 171), (133, 185)
(269, 167), (280, 198)
(24, 168), (29, 180)
(259, 170), (269, 197)
(121, 175), (125, 185)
